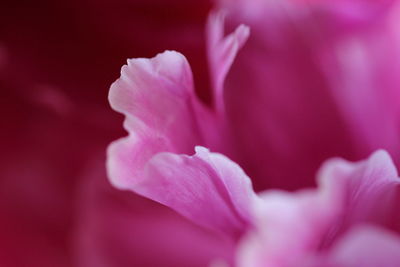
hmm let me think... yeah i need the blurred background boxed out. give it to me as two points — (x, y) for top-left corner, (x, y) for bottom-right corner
(0, 1), (235, 266)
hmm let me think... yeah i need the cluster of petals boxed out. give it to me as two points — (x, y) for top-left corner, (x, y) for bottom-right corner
(107, 0), (400, 266)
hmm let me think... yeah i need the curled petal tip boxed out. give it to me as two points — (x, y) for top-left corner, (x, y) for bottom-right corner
(234, 24), (250, 47)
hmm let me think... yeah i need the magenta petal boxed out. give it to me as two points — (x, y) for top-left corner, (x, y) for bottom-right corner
(315, 0), (396, 31)
(131, 146), (256, 237)
(320, 8), (400, 160)
(207, 11), (250, 113)
(107, 51), (214, 189)
(212, 0), (400, 192)
(215, 0), (358, 191)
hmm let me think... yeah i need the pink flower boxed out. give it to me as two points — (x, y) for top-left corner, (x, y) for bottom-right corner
(108, 0), (400, 265)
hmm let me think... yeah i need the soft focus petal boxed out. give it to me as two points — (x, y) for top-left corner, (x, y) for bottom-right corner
(237, 180), (339, 267)
(320, 3), (400, 160)
(214, 0), (357, 191)
(237, 150), (400, 267)
(129, 146), (256, 237)
(324, 225), (400, 267)
(318, 150), (400, 243)
(318, 0), (395, 30)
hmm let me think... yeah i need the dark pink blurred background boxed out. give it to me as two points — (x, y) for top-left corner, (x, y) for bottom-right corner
(0, 1), (230, 266)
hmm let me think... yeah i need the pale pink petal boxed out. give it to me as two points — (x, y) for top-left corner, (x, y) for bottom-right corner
(318, 150), (400, 242)
(108, 50), (199, 144)
(326, 225), (400, 267)
(237, 150), (400, 267)
(107, 51), (215, 189)
(237, 184), (339, 267)
(134, 146), (256, 237)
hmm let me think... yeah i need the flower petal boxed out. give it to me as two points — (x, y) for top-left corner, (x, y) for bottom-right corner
(134, 146), (256, 237)
(107, 51), (215, 189)
(237, 184), (339, 267)
(237, 150), (400, 266)
(318, 150), (400, 242)
(326, 225), (400, 267)
(206, 11), (250, 113)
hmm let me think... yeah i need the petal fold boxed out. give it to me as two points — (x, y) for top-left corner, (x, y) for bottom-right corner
(135, 146), (256, 237)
